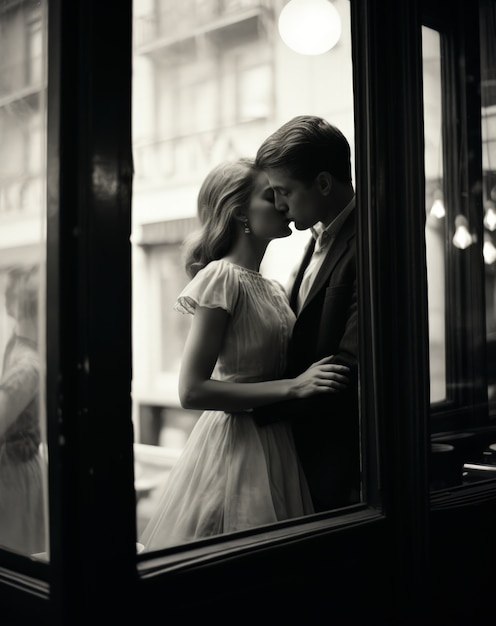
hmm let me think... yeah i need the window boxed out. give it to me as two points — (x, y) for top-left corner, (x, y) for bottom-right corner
(237, 63), (271, 121)
(132, 0), (359, 552)
(0, 0), (48, 559)
(423, 2), (496, 490)
(423, 26), (447, 404)
(481, 0), (496, 415)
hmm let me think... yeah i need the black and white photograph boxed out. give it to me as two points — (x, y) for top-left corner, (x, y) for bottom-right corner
(0, 1), (495, 625)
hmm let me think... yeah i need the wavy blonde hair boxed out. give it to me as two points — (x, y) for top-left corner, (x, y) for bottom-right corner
(183, 159), (258, 277)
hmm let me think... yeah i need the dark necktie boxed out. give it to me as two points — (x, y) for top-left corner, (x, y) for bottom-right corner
(289, 238), (316, 313)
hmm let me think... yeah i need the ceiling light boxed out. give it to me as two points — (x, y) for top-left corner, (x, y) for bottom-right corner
(278, 0), (342, 56)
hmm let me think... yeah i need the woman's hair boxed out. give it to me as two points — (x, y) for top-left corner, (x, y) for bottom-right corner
(255, 115), (352, 186)
(183, 158), (259, 277)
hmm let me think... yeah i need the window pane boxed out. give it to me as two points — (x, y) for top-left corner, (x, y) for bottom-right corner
(132, 0), (358, 548)
(480, 0), (496, 417)
(0, 0), (48, 558)
(423, 26), (447, 405)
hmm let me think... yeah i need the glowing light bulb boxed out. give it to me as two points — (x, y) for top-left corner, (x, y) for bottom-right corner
(278, 0), (342, 56)
(452, 215), (474, 250)
(484, 203), (496, 231)
(483, 237), (496, 265)
(430, 198), (446, 219)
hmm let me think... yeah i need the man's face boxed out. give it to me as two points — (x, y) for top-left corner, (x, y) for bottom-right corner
(246, 171), (292, 240)
(264, 167), (328, 231)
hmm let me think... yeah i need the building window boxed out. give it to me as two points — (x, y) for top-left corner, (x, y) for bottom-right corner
(237, 63), (271, 121)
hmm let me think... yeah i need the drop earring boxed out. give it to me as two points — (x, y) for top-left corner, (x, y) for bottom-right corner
(243, 218), (251, 235)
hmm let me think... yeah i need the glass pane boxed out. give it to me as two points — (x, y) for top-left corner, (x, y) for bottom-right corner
(0, 0), (49, 558)
(480, 0), (496, 417)
(423, 26), (447, 405)
(132, 0), (359, 550)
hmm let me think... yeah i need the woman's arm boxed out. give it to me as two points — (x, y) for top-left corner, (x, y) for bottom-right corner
(178, 306), (350, 412)
(0, 361), (39, 437)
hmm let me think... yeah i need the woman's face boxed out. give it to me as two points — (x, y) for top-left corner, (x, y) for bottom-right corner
(246, 171), (292, 240)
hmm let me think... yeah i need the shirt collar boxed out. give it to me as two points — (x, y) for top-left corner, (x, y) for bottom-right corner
(310, 196), (355, 250)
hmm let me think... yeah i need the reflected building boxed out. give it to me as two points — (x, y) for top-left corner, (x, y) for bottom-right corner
(0, 0), (46, 348)
(0, 0), (46, 407)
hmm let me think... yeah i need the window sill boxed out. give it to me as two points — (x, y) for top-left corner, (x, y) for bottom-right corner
(137, 504), (383, 577)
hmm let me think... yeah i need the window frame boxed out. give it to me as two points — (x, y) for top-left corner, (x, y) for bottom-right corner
(424, 1), (488, 430)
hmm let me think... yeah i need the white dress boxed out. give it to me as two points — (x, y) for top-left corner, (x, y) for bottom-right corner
(140, 259), (313, 551)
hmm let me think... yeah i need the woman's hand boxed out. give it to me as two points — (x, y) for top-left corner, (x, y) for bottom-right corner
(291, 356), (350, 399)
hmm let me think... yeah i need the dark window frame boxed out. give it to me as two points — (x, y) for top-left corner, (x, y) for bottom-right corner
(424, 2), (496, 448)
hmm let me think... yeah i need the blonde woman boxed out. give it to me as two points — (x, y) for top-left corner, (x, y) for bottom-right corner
(140, 159), (349, 550)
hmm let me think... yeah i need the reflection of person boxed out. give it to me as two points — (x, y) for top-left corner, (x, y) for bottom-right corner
(140, 159), (350, 550)
(254, 115), (360, 512)
(0, 265), (46, 554)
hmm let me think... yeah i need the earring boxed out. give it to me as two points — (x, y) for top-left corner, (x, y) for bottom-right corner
(243, 218), (251, 235)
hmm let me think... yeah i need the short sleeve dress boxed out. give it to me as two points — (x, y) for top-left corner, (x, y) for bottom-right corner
(140, 259), (314, 551)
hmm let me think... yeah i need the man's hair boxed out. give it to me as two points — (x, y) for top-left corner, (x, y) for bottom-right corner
(255, 115), (352, 185)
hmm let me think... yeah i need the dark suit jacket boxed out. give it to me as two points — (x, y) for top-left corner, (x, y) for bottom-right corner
(254, 208), (360, 512)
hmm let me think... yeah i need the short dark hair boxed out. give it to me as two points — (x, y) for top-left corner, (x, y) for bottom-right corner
(255, 115), (352, 185)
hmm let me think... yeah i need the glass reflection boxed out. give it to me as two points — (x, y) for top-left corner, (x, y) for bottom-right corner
(0, 266), (46, 554)
(132, 0), (357, 545)
(0, 0), (48, 557)
(423, 26), (447, 404)
(480, 0), (496, 409)
(425, 8), (496, 490)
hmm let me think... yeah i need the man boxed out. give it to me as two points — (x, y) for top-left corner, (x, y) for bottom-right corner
(254, 115), (360, 512)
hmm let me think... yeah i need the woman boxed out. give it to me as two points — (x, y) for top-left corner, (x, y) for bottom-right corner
(140, 159), (349, 550)
(0, 265), (46, 555)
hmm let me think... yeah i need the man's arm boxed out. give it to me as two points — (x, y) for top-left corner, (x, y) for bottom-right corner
(253, 276), (358, 426)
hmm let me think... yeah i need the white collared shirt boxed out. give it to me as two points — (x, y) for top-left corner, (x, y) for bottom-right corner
(296, 197), (355, 314)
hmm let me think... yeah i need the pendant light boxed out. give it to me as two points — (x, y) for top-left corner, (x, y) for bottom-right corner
(278, 0), (341, 56)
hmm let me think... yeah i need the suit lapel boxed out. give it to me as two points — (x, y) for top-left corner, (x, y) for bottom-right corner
(298, 210), (355, 315)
